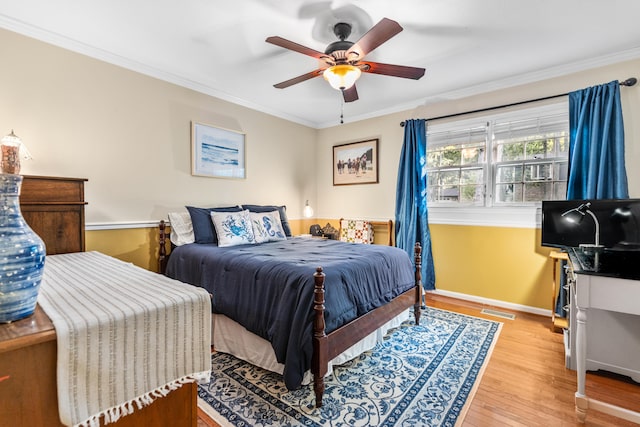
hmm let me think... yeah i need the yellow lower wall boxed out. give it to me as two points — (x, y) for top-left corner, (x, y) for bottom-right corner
(87, 221), (555, 311)
(86, 219), (315, 272)
(86, 228), (161, 272)
(430, 224), (555, 311)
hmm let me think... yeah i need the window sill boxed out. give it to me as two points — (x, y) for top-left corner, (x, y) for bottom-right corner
(427, 205), (541, 228)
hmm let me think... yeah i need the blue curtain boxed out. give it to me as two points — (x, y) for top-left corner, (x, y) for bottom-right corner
(395, 119), (435, 290)
(555, 80), (629, 316)
(567, 80), (629, 199)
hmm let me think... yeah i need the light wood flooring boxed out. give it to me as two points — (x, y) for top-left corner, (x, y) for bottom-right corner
(197, 293), (640, 426)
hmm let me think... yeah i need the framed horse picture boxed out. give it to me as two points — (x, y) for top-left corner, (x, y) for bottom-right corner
(333, 139), (379, 186)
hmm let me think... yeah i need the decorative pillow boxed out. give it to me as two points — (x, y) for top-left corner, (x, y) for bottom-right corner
(210, 210), (256, 247)
(250, 211), (287, 243)
(167, 212), (194, 246)
(241, 204), (292, 237)
(340, 219), (374, 244)
(186, 205), (242, 244)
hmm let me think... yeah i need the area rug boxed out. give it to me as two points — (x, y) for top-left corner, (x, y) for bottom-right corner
(198, 307), (502, 427)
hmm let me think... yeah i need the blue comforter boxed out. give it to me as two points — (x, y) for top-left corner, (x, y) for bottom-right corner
(165, 237), (415, 389)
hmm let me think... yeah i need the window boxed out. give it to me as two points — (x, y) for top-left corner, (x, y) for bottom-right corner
(493, 115), (569, 204)
(426, 103), (569, 207)
(427, 125), (487, 206)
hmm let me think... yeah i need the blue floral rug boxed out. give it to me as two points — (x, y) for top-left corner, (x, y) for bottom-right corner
(198, 307), (502, 427)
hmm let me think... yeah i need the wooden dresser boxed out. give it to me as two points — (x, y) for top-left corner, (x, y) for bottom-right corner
(0, 307), (197, 427)
(1, 175), (198, 427)
(19, 175), (87, 254)
(1, 174), (89, 426)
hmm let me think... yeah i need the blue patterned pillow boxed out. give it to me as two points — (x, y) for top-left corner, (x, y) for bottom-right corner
(241, 204), (292, 237)
(210, 210), (256, 247)
(186, 205), (242, 244)
(250, 211), (286, 243)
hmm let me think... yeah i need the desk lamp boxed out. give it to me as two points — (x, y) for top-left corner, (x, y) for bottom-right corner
(561, 202), (604, 252)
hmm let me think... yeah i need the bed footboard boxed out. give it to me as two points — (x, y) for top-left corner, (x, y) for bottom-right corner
(312, 267), (327, 408)
(312, 242), (422, 407)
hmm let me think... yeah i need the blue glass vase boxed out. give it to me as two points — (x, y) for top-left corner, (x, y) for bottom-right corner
(0, 174), (46, 323)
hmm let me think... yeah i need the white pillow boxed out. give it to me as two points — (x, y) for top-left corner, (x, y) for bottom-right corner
(210, 209), (256, 247)
(250, 212), (270, 244)
(250, 210), (287, 242)
(168, 212), (195, 246)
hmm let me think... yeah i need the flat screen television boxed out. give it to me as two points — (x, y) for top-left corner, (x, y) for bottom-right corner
(541, 199), (640, 250)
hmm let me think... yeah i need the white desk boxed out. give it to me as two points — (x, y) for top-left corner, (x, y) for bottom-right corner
(573, 265), (640, 423)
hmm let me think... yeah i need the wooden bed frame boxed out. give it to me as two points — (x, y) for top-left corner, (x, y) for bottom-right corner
(157, 220), (422, 408)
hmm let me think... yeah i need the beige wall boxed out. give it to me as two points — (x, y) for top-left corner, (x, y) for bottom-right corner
(315, 58), (640, 220)
(1, 28), (317, 225)
(3, 27), (639, 312)
(315, 58), (640, 311)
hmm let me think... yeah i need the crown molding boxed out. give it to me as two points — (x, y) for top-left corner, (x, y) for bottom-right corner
(0, 15), (319, 128)
(2, 15), (639, 130)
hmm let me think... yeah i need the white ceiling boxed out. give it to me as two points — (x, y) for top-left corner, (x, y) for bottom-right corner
(2, 0), (640, 128)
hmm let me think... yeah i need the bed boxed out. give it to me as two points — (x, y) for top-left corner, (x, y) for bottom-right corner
(158, 207), (422, 407)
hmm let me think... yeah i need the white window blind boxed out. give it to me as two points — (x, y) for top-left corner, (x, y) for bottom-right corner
(427, 125), (488, 205)
(493, 113), (569, 204)
(426, 103), (569, 208)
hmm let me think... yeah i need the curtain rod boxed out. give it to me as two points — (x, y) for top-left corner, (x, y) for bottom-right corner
(400, 77), (637, 127)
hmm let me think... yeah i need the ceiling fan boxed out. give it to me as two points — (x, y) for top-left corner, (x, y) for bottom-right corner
(266, 18), (425, 102)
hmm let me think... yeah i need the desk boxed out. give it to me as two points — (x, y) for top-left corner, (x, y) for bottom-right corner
(568, 249), (640, 423)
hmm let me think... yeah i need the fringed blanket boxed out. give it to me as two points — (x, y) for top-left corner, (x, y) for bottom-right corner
(37, 251), (211, 427)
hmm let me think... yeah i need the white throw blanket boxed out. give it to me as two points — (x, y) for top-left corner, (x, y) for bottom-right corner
(37, 251), (212, 427)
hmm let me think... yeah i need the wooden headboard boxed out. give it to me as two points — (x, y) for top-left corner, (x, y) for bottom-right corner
(338, 218), (394, 246)
(158, 219), (169, 274)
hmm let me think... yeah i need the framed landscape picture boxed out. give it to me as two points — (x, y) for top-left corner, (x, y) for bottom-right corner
(191, 121), (246, 179)
(333, 138), (379, 185)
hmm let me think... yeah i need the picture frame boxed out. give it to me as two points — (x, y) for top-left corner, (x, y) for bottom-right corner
(191, 121), (246, 179)
(333, 138), (379, 185)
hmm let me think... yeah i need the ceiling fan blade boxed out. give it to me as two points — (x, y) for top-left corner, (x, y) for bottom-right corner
(342, 85), (358, 102)
(265, 36), (327, 59)
(346, 18), (403, 59)
(361, 61), (425, 80)
(273, 69), (324, 89)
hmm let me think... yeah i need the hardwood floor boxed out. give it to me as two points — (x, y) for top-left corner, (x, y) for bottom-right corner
(197, 293), (640, 426)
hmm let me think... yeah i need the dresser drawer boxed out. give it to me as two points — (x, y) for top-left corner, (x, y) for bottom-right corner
(19, 175), (86, 203)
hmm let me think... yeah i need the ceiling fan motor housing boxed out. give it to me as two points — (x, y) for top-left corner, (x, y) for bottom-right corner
(324, 22), (355, 59)
(324, 40), (354, 56)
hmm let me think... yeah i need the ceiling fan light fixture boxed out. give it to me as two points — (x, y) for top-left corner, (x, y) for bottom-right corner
(323, 64), (361, 91)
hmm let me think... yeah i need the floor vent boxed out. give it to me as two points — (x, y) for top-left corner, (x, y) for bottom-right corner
(481, 308), (516, 320)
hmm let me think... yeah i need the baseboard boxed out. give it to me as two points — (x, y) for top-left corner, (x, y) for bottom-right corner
(428, 289), (550, 317)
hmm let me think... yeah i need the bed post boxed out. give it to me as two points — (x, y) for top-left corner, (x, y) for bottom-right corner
(413, 242), (422, 325)
(158, 220), (168, 274)
(312, 266), (327, 408)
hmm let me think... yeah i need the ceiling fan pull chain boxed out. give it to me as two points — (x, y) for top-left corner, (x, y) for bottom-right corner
(340, 94), (345, 124)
